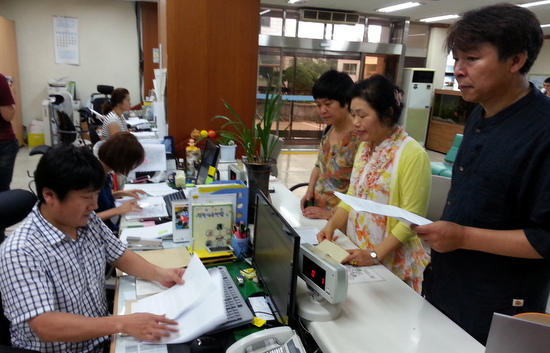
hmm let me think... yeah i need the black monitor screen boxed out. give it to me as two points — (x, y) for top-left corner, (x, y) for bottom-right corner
(196, 139), (220, 185)
(252, 191), (300, 327)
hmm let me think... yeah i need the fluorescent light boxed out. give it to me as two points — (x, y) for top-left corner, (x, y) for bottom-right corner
(260, 9), (271, 15)
(541, 24), (550, 28)
(420, 14), (460, 23)
(376, 2), (421, 13)
(519, 0), (550, 8)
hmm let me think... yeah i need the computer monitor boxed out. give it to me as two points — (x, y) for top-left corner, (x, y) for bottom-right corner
(196, 139), (220, 185)
(252, 191), (300, 327)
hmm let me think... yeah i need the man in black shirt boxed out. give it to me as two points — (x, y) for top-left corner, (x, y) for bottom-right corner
(413, 3), (550, 345)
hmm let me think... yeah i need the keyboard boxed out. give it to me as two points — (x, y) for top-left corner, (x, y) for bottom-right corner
(207, 266), (254, 333)
(163, 190), (187, 215)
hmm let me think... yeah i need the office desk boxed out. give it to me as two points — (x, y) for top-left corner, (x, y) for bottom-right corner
(269, 181), (485, 353)
(112, 181), (484, 353)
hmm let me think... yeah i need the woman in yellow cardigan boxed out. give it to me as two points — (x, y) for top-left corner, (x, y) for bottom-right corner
(318, 75), (431, 293)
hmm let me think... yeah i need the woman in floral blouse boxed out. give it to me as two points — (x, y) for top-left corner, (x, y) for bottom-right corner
(301, 70), (360, 220)
(317, 75), (431, 293)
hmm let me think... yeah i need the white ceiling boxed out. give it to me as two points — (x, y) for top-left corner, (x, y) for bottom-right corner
(260, 0), (550, 35)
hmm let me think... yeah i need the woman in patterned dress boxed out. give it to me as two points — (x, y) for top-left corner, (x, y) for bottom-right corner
(301, 70), (360, 220)
(317, 75), (431, 293)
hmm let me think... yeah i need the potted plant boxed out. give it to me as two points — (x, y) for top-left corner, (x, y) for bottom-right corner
(217, 135), (237, 162)
(212, 79), (285, 222)
(213, 81), (284, 163)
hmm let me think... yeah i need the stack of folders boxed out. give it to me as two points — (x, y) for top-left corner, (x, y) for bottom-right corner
(193, 249), (237, 265)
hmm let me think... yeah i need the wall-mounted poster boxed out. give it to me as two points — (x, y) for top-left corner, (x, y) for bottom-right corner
(53, 16), (79, 65)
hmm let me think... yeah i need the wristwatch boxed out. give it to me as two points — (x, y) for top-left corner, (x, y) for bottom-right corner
(370, 250), (379, 265)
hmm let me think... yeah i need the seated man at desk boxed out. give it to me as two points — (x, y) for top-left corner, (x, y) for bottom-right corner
(0, 145), (185, 352)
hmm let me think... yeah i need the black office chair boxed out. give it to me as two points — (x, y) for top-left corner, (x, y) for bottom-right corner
(289, 183), (308, 192)
(0, 189), (37, 349)
(90, 85), (114, 113)
(54, 110), (89, 147)
(78, 107), (102, 146)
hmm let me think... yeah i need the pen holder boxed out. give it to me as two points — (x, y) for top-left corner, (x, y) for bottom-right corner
(231, 236), (250, 258)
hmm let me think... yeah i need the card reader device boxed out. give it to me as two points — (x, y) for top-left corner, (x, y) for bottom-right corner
(297, 243), (348, 321)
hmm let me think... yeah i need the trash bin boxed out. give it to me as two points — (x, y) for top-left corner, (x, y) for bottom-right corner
(28, 120), (45, 147)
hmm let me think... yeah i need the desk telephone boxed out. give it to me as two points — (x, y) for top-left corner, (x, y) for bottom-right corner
(226, 327), (306, 353)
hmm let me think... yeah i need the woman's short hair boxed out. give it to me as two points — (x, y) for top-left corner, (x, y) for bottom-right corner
(98, 132), (145, 176)
(312, 70), (354, 107)
(348, 75), (402, 127)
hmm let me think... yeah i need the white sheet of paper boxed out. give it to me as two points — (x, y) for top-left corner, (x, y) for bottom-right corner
(153, 270), (226, 344)
(131, 255), (213, 318)
(346, 264), (385, 284)
(123, 196), (169, 219)
(119, 221), (173, 243)
(334, 192), (432, 226)
(294, 227), (320, 245)
(124, 183), (179, 197)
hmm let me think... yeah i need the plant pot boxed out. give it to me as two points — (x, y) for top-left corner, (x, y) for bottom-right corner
(242, 158), (276, 224)
(219, 144), (237, 162)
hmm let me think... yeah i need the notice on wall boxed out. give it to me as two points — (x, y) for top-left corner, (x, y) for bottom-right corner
(53, 16), (79, 65)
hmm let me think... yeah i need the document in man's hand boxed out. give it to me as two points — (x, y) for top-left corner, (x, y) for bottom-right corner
(130, 254), (226, 344)
(334, 192), (432, 226)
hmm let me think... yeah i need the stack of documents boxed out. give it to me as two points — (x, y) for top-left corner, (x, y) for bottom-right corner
(130, 255), (226, 344)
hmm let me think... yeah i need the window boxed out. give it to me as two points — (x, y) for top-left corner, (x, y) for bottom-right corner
(342, 63), (357, 76)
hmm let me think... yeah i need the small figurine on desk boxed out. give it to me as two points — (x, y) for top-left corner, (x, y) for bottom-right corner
(186, 138), (200, 182)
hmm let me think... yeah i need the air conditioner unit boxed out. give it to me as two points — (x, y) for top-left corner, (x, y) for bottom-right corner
(301, 9), (360, 25)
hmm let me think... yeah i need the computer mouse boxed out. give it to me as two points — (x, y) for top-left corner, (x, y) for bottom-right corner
(190, 336), (223, 353)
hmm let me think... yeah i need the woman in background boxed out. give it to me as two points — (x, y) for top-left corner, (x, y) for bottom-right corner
(96, 132), (146, 233)
(101, 87), (131, 140)
(317, 75), (431, 293)
(301, 70), (360, 220)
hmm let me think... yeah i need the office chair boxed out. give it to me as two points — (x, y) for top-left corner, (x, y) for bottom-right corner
(0, 189), (37, 349)
(78, 107), (104, 146)
(90, 85), (114, 113)
(430, 134), (463, 178)
(289, 183), (308, 192)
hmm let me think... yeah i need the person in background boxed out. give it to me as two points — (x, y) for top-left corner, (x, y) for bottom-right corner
(301, 70), (360, 220)
(0, 73), (17, 193)
(542, 77), (550, 98)
(412, 4), (550, 345)
(95, 132), (147, 233)
(317, 75), (431, 293)
(0, 74), (18, 242)
(101, 87), (131, 140)
(0, 144), (184, 352)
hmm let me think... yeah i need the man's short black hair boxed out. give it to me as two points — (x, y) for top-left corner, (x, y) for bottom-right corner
(445, 3), (543, 74)
(544, 77), (550, 84)
(312, 70), (354, 107)
(35, 145), (105, 203)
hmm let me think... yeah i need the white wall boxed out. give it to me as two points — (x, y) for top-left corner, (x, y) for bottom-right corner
(0, 0), (141, 128)
(425, 27), (448, 90)
(531, 41), (550, 78)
